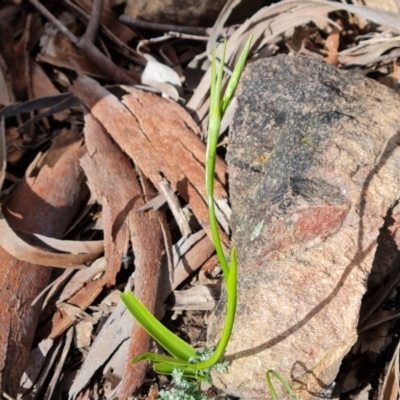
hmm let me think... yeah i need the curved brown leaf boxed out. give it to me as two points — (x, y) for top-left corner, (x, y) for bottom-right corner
(0, 212), (103, 267)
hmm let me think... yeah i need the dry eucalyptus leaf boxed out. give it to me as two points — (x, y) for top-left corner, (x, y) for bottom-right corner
(141, 54), (181, 101)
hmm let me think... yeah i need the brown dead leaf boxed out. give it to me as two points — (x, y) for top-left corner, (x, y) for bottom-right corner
(169, 285), (218, 311)
(0, 19), (31, 104)
(30, 60), (70, 122)
(379, 339), (400, 400)
(0, 218), (102, 267)
(19, 338), (53, 396)
(44, 274), (107, 341)
(323, 25), (341, 66)
(380, 61), (400, 88)
(80, 111), (135, 286)
(172, 230), (215, 290)
(73, 0), (136, 44)
(68, 299), (133, 399)
(57, 257), (106, 304)
(46, 108), (166, 397)
(0, 54), (13, 107)
(37, 19), (109, 80)
(43, 327), (74, 400)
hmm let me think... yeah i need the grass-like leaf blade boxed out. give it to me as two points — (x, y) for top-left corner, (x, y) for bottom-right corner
(266, 370), (299, 400)
(206, 42), (230, 280)
(221, 35), (253, 114)
(186, 246), (237, 371)
(120, 292), (197, 361)
(132, 352), (191, 366)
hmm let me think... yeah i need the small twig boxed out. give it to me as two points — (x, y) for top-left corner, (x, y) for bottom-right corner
(61, 0), (145, 65)
(119, 15), (213, 36)
(27, 0), (139, 84)
(1, 392), (16, 400)
(81, 0), (103, 43)
(166, 32), (209, 41)
(29, 0), (79, 45)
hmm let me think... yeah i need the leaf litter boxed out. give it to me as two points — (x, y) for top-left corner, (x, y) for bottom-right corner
(1, 0), (400, 398)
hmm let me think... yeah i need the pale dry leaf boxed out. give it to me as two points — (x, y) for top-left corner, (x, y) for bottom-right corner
(57, 257), (107, 304)
(43, 328), (74, 400)
(173, 230), (215, 290)
(40, 268), (75, 310)
(68, 301), (133, 399)
(18, 339), (54, 395)
(338, 35), (400, 65)
(189, 0), (400, 121)
(19, 230), (103, 254)
(206, 0), (242, 54)
(187, 1), (342, 120)
(363, 0), (399, 12)
(18, 338), (64, 400)
(169, 285), (217, 311)
(57, 303), (96, 323)
(159, 178), (191, 237)
(379, 339), (400, 400)
(141, 54), (181, 100)
(30, 60), (70, 121)
(102, 340), (129, 395)
(134, 192), (166, 212)
(74, 320), (93, 349)
(173, 229), (207, 267)
(380, 61), (400, 88)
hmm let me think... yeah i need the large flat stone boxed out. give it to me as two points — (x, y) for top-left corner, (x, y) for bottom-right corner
(207, 55), (400, 399)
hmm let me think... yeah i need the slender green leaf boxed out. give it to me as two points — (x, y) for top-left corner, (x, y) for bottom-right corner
(132, 352), (191, 366)
(186, 246), (237, 371)
(266, 370), (298, 400)
(154, 363), (209, 381)
(120, 292), (196, 361)
(206, 42), (230, 280)
(221, 35), (253, 114)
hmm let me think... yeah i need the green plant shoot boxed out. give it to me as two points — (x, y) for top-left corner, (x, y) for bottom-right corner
(206, 35), (252, 281)
(120, 34), (252, 384)
(265, 370), (299, 400)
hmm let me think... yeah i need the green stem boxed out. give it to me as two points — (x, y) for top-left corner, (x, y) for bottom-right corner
(206, 43), (230, 280)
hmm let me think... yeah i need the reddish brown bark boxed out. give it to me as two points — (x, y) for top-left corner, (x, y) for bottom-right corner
(0, 131), (87, 396)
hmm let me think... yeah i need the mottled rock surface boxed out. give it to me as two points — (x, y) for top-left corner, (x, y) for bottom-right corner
(207, 55), (400, 399)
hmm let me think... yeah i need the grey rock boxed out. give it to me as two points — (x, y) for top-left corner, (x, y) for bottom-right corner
(207, 55), (400, 399)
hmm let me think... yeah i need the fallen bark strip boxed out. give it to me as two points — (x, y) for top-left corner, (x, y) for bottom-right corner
(42, 112), (165, 398)
(116, 171), (166, 399)
(71, 75), (229, 246)
(0, 130), (88, 396)
(80, 112), (165, 397)
(80, 111), (132, 286)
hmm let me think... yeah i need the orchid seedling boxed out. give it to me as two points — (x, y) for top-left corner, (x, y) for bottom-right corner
(120, 35), (252, 383)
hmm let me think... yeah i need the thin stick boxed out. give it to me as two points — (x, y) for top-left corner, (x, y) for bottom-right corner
(28, 0), (79, 45)
(61, 0), (145, 65)
(82, 0), (103, 43)
(27, 0), (139, 84)
(119, 15), (213, 36)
